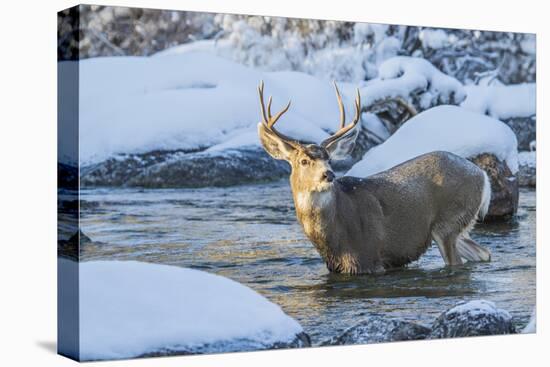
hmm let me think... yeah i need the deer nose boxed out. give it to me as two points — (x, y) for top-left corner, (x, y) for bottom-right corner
(323, 170), (335, 182)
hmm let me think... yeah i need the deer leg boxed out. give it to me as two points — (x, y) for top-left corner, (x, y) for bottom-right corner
(457, 236), (491, 262)
(433, 232), (463, 266)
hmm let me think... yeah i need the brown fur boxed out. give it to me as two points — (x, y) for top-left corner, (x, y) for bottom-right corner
(289, 151), (491, 274)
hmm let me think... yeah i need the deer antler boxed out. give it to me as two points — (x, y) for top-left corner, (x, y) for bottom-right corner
(258, 81), (297, 145)
(321, 82), (361, 148)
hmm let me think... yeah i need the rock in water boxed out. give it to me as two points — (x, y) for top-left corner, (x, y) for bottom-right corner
(430, 300), (515, 338)
(321, 317), (430, 345)
(81, 147), (290, 188)
(470, 153), (519, 219)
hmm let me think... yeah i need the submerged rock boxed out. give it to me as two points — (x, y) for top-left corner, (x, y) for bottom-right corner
(430, 300), (515, 338)
(469, 153), (519, 219)
(81, 147), (290, 188)
(320, 317), (430, 346)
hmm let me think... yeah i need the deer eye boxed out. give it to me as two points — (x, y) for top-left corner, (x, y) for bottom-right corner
(300, 159), (309, 166)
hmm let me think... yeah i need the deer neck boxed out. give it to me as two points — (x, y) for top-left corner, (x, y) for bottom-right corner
(293, 188), (335, 216)
(291, 183), (336, 249)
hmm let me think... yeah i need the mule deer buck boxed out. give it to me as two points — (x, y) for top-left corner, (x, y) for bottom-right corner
(257, 81), (492, 274)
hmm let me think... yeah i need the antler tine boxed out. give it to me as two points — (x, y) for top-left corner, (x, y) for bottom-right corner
(321, 86), (362, 148)
(258, 81), (269, 123)
(333, 81), (346, 129)
(269, 100), (291, 127)
(267, 96), (273, 120)
(257, 81), (296, 144)
(352, 88), (361, 125)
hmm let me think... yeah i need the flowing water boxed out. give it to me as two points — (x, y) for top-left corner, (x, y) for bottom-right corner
(79, 181), (536, 344)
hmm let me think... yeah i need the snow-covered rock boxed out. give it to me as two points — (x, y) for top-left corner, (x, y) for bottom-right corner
(518, 151), (536, 187)
(347, 105), (518, 177)
(430, 300), (515, 338)
(76, 52), (340, 166)
(70, 259), (308, 361)
(462, 83), (536, 151)
(321, 317), (430, 346)
(75, 51), (332, 187)
(360, 56), (466, 113)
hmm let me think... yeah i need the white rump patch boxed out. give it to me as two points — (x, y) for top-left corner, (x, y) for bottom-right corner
(478, 171), (491, 220)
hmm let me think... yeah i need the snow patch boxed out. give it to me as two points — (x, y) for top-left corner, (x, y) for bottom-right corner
(76, 52), (346, 165)
(446, 300), (511, 319)
(462, 83), (536, 120)
(361, 56), (466, 110)
(74, 259), (303, 360)
(347, 105), (518, 177)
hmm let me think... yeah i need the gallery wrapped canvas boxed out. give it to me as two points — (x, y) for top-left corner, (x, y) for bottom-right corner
(58, 4), (536, 362)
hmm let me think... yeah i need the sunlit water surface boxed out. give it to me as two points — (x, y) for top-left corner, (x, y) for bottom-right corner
(79, 182), (536, 343)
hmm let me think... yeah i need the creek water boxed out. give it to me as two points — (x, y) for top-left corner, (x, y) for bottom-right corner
(79, 181), (536, 344)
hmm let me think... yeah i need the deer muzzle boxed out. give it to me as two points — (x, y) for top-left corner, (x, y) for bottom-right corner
(323, 170), (335, 183)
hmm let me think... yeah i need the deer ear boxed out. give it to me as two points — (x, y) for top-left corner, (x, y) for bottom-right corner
(325, 127), (359, 161)
(258, 123), (296, 161)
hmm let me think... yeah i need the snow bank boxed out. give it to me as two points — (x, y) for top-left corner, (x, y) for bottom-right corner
(462, 83), (536, 120)
(153, 39), (221, 57)
(75, 259), (303, 360)
(76, 52), (358, 164)
(360, 57), (466, 110)
(347, 105), (519, 177)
